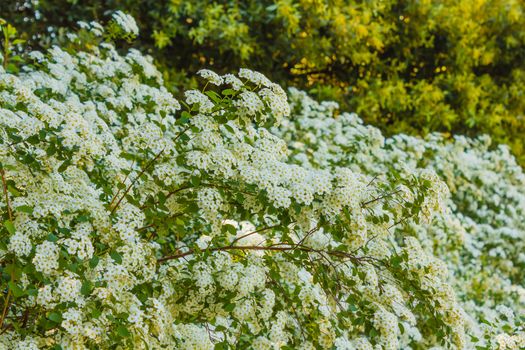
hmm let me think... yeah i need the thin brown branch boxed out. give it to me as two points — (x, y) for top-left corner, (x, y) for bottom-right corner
(165, 185), (193, 200)
(108, 160), (136, 209)
(296, 224), (321, 247)
(174, 125), (192, 142)
(366, 174), (380, 188)
(0, 168), (13, 221)
(111, 148), (165, 215)
(158, 243), (379, 266)
(388, 212), (416, 230)
(229, 224), (283, 246)
(0, 269), (14, 331)
(360, 189), (402, 208)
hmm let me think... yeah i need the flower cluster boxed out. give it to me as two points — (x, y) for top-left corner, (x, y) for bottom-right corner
(111, 11), (139, 37)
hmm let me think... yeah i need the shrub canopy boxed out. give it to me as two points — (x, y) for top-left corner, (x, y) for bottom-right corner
(0, 21), (524, 349)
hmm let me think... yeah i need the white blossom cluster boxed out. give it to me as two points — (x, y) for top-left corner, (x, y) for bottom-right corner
(111, 11), (139, 37)
(0, 21), (522, 350)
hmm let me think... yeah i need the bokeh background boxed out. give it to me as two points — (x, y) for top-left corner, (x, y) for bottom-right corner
(3, 0), (525, 162)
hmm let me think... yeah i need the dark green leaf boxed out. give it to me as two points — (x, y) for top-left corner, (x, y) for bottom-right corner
(81, 281), (93, 296)
(15, 205), (33, 214)
(89, 256), (99, 268)
(224, 303), (236, 312)
(117, 325), (131, 337)
(110, 251), (122, 264)
(8, 281), (24, 297)
(48, 312), (62, 323)
(4, 220), (15, 235)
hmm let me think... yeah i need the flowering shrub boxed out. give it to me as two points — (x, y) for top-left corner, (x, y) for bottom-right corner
(277, 90), (525, 348)
(0, 22), (524, 350)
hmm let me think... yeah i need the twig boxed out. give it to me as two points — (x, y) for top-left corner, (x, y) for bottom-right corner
(229, 224), (282, 246)
(0, 270), (14, 331)
(111, 148), (165, 215)
(108, 160), (135, 209)
(366, 174), (380, 187)
(0, 168), (14, 331)
(158, 243), (380, 266)
(360, 189), (402, 208)
(0, 168), (13, 221)
(296, 225), (320, 247)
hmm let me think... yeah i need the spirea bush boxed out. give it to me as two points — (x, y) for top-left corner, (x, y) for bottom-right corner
(0, 22), (523, 350)
(276, 91), (525, 349)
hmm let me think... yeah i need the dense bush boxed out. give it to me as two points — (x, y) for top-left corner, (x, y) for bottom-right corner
(0, 19), (525, 349)
(279, 89), (525, 349)
(2, 0), (525, 163)
(0, 22), (456, 349)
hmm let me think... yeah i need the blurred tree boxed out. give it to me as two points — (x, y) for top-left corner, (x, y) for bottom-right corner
(2, 0), (525, 162)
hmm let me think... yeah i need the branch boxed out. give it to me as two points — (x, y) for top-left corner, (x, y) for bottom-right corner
(360, 189), (402, 208)
(295, 224), (321, 247)
(158, 243), (380, 267)
(366, 174), (380, 188)
(0, 168), (13, 221)
(111, 148), (165, 215)
(229, 224), (283, 246)
(0, 269), (14, 332)
(108, 160), (135, 209)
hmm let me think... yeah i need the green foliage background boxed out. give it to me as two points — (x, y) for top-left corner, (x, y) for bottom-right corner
(3, 0), (525, 162)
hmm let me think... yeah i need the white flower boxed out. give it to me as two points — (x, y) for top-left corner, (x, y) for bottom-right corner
(185, 90), (214, 113)
(33, 241), (59, 275)
(112, 11), (139, 36)
(223, 73), (243, 90)
(239, 68), (272, 87)
(8, 232), (32, 257)
(197, 69), (223, 86)
(234, 91), (264, 116)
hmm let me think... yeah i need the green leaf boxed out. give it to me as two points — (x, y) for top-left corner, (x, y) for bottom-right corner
(47, 233), (59, 242)
(215, 342), (229, 350)
(15, 205), (33, 214)
(81, 281), (93, 296)
(110, 251), (122, 264)
(58, 160), (71, 172)
(191, 175), (201, 187)
(92, 309), (102, 318)
(48, 312), (62, 323)
(179, 111), (192, 123)
(77, 215), (90, 222)
(369, 327), (378, 338)
(89, 256), (99, 268)
(117, 325), (131, 337)
(4, 220), (15, 235)
(7, 185), (21, 196)
(8, 281), (24, 297)
(224, 224), (237, 235)
(205, 90), (221, 103)
(116, 312), (129, 320)
(479, 317), (492, 325)
(224, 303), (236, 312)
(223, 124), (235, 134)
